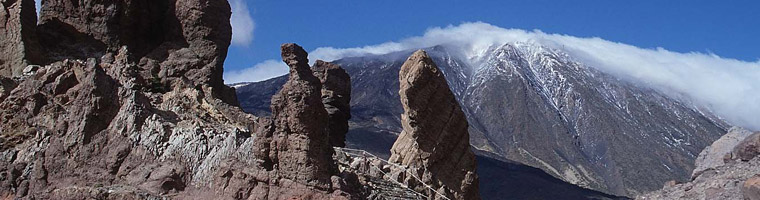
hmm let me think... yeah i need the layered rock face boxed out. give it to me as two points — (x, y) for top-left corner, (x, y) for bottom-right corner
(0, 0), (44, 77)
(639, 127), (760, 200)
(312, 60), (352, 147)
(389, 50), (480, 200)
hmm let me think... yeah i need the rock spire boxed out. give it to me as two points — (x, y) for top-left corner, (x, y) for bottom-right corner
(389, 50), (480, 200)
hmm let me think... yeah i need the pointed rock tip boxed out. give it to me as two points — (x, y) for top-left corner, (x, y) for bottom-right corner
(405, 49), (436, 67)
(410, 49), (430, 59)
(281, 43), (309, 69)
(401, 49), (439, 79)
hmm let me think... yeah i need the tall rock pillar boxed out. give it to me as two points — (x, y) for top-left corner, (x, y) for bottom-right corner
(389, 50), (481, 200)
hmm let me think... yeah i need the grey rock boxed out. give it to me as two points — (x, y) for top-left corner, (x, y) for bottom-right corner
(637, 156), (760, 200)
(692, 127), (754, 178)
(22, 65), (40, 75)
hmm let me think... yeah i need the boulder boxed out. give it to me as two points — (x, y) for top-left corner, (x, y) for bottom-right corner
(389, 50), (480, 200)
(731, 132), (760, 161)
(312, 60), (352, 147)
(692, 127), (754, 178)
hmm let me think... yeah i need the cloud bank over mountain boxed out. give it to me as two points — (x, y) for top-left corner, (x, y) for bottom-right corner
(224, 59), (286, 84)
(228, 22), (760, 130)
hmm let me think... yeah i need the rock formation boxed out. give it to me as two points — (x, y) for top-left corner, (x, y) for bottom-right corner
(0, 0), (483, 199)
(0, 0), (44, 77)
(730, 132), (760, 161)
(0, 1), (357, 199)
(252, 43), (338, 192)
(312, 60), (352, 147)
(237, 43), (728, 196)
(691, 127), (754, 178)
(36, 0), (236, 104)
(639, 127), (760, 200)
(389, 50), (480, 200)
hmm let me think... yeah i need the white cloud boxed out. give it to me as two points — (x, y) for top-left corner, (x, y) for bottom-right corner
(235, 22), (760, 130)
(35, 0), (41, 16)
(229, 0), (254, 46)
(224, 59), (287, 84)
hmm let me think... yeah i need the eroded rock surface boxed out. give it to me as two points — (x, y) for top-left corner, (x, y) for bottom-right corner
(36, 0), (236, 104)
(389, 50), (480, 200)
(0, 0), (43, 77)
(0, 0), (473, 198)
(313, 60), (352, 147)
(252, 43), (338, 193)
(0, 1), (311, 199)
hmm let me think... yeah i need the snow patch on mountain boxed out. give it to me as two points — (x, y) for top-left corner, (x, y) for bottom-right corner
(298, 22), (760, 130)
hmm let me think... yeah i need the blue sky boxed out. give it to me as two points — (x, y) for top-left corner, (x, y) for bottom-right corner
(223, 1), (760, 130)
(226, 0), (760, 73)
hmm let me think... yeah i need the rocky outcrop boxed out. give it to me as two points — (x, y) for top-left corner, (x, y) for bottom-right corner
(0, 0), (44, 77)
(639, 127), (760, 200)
(312, 60), (352, 147)
(0, 1), (293, 199)
(730, 132), (760, 161)
(692, 127), (754, 178)
(389, 50), (480, 200)
(0, 47), (259, 199)
(36, 0), (236, 104)
(252, 43), (338, 192)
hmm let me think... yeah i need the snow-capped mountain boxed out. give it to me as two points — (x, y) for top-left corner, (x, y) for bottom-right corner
(235, 43), (727, 197)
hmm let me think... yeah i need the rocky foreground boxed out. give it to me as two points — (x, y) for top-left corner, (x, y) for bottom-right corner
(639, 127), (760, 200)
(0, 0), (481, 199)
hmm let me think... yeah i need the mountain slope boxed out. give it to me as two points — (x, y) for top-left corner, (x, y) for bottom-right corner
(235, 43), (727, 197)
